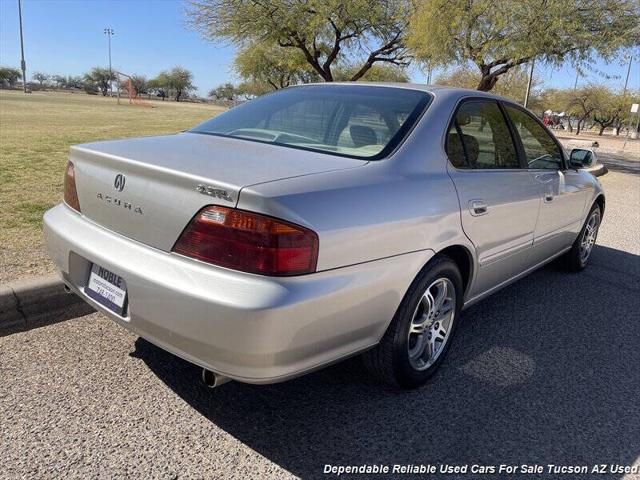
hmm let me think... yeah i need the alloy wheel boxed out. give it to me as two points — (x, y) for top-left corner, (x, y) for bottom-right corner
(407, 277), (456, 371)
(580, 210), (600, 263)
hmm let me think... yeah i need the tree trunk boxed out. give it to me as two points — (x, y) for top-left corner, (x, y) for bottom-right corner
(576, 120), (582, 135)
(598, 125), (605, 136)
(477, 74), (498, 92)
(350, 61), (378, 82)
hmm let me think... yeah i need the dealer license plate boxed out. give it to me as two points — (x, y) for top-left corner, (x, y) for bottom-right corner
(85, 264), (128, 316)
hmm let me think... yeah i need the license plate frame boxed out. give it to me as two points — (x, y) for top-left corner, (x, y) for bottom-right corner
(85, 264), (128, 316)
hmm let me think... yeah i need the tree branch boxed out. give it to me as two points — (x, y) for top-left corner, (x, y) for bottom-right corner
(349, 33), (408, 81)
(321, 17), (344, 79)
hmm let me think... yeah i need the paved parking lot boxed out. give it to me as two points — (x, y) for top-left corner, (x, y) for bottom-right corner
(1, 156), (639, 479)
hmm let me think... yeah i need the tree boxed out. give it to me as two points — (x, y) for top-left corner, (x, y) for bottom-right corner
(65, 75), (85, 90)
(564, 86), (602, 135)
(591, 89), (637, 135)
(334, 63), (409, 82)
(148, 73), (169, 101)
(434, 65), (542, 104)
(235, 42), (319, 90)
(187, 0), (410, 82)
(52, 75), (67, 89)
(539, 88), (578, 131)
(408, 0), (640, 91)
(165, 67), (196, 102)
(235, 79), (273, 98)
(0, 66), (22, 88)
(540, 86), (640, 135)
(32, 72), (49, 87)
(129, 75), (148, 96)
(209, 82), (238, 101)
(434, 66), (479, 90)
(84, 67), (116, 96)
(84, 81), (99, 95)
(616, 90), (640, 135)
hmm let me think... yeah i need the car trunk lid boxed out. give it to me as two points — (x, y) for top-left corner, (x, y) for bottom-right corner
(71, 132), (365, 251)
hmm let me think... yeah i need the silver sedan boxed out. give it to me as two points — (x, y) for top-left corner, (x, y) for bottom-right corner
(44, 84), (604, 389)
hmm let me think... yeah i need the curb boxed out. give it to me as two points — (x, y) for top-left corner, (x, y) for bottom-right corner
(559, 146), (639, 160)
(0, 275), (94, 335)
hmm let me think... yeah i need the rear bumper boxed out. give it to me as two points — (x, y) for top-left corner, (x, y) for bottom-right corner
(44, 204), (433, 384)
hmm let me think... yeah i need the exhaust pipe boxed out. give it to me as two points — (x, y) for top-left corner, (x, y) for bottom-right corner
(201, 368), (231, 388)
(63, 284), (72, 294)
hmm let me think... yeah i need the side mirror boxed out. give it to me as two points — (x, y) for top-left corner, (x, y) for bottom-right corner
(569, 148), (595, 169)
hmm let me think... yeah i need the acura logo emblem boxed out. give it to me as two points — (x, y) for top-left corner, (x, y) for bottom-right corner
(114, 174), (126, 192)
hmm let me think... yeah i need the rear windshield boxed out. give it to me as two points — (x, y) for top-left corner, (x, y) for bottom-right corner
(190, 85), (431, 160)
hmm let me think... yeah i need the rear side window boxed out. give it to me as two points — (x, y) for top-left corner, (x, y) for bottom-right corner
(446, 100), (519, 169)
(504, 105), (563, 170)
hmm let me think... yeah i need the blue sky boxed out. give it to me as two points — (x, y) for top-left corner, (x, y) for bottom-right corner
(1, 0), (638, 96)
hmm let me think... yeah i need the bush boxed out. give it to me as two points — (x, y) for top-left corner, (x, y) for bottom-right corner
(84, 82), (99, 95)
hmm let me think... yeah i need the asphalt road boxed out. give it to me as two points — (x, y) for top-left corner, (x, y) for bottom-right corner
(1, 156), (639, 480)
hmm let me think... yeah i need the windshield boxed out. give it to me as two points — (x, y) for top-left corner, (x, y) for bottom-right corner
(190, 85), (431, 160)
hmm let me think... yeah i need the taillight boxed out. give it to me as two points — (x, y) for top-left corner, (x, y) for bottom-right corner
(173, 206), (319, 276)
(64, 161), (81, 212)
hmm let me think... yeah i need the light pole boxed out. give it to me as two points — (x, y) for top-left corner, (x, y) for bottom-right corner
(622, 54), (633, 96)
(18, 0), (27, 93)
(103, 27), (114, 95)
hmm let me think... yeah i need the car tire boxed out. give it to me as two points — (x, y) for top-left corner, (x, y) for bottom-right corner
(363, 255), (463, 389)
(561, 204), (601, 273)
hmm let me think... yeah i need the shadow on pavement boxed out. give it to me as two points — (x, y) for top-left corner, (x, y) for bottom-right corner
(598, 152), (640, 176)
(134, 245), (640, 479)
(0, 300), (94, 338)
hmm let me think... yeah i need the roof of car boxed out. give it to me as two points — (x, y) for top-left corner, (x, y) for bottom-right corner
(292, 82), (508, 101)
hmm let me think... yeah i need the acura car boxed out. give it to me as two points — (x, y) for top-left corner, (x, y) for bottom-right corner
(44, 84), (604, 389)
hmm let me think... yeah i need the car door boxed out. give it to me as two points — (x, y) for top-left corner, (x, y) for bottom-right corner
(502, 103), (590, 265)
(446, 99), (541, 299)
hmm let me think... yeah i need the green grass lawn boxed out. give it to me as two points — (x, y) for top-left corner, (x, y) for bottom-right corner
(0, 90), (224, 281)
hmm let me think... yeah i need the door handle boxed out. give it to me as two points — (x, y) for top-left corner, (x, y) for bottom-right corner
(469, 200), (488, 216)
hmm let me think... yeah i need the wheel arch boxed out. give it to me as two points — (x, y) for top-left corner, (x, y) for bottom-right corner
(594, 193), (605, 215)
(432, 244), (474, 298)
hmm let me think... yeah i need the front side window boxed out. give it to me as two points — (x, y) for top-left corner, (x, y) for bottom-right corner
(190, 85), (431, 160)
(446, 100), (519, 169)
(504, 105), (563, 170)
